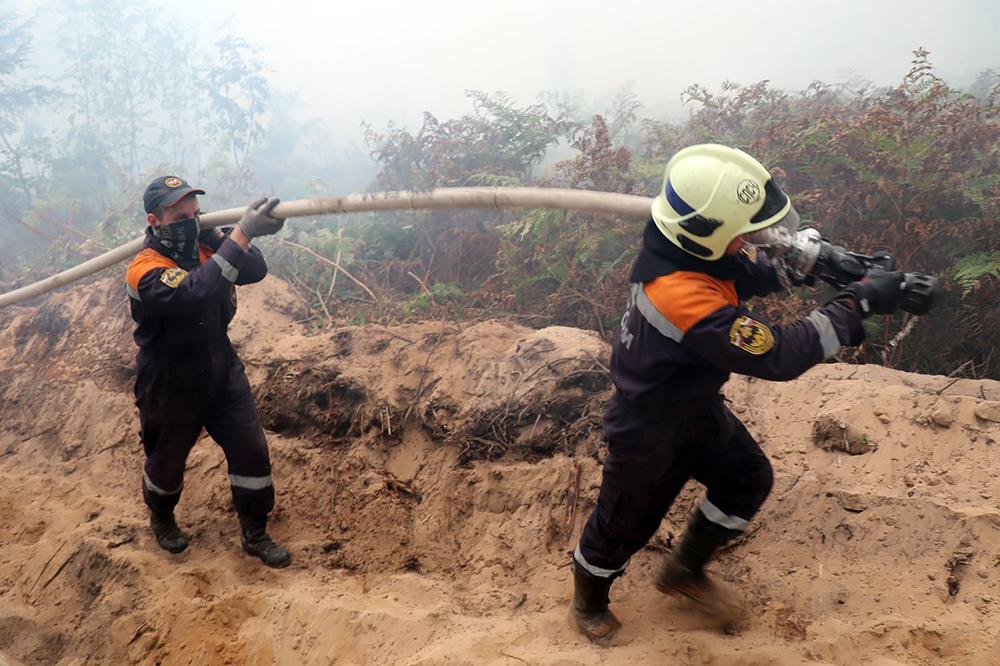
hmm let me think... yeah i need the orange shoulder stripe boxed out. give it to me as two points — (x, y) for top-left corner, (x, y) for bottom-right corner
(643, 271), (738, 333)
(126, 248), (177, 290)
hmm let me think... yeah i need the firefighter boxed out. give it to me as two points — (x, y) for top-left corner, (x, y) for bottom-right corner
(569, 144), (918, 642)
(126, 176), (291, 568)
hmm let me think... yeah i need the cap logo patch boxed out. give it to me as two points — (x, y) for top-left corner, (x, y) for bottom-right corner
(159, 267), (188, 288)
(737, 179), (761, 205)
(164, 177), (183, 188)
(729, 315), (774, 355)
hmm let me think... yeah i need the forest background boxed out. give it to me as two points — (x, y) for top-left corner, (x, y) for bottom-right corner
(2, 1), (1000, 379)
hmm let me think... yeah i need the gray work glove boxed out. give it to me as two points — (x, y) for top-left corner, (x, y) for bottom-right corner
(237, 196), (285, 239)
(838, 271), (906, 318)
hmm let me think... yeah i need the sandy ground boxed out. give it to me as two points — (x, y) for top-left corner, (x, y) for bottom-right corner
(2, 275), (1000, 665)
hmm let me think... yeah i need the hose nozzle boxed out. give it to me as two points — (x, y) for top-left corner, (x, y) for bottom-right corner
(762, 228), (939, 315)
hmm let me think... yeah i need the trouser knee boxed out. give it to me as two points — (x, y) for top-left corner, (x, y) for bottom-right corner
(142, 472), (183, 515)
(700, 456), (774, 541)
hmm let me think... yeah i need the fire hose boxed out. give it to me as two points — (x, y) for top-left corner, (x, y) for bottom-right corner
(0, 187), (938, 314)
(0, 187), (652, 308)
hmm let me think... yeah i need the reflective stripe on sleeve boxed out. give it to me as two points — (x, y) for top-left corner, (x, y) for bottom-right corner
(126, 283), (140, 300)
(805, 311), (842, 359)
(143, 471), (182, 496)
(633, 283), (684, 343)
(699, 498), (749, 531)
(212, 252), (239, 282)
(228, 473), (273, 490)
(572, 543), (630, 578)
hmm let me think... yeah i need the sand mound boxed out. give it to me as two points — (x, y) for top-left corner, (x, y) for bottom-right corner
(2, 275), (1000, 665)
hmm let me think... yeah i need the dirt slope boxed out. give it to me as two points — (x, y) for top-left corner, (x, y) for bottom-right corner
(1, 275), (1000, 665)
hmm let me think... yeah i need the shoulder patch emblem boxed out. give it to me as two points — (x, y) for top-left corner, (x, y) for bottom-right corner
(159, 267), (188, 288)
(729, 315), (774, 355)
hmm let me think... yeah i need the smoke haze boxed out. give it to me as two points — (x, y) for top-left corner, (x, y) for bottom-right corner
(12, 0), (1000, 145)
(164, 0), (1000, 134)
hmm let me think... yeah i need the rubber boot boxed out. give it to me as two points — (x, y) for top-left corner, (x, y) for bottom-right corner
(238, 513), (292, 568)
(568, 563), (621, 645)
(654, 510), (743, 625)
(149, 511), (188, 554)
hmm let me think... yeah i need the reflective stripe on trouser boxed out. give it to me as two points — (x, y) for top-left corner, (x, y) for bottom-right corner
(135, 348), (276, 517)
(573, 543), (629, 579)
(575, 394), (773, 572)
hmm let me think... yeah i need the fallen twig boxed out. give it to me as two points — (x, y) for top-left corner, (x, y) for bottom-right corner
(311, 285), (333, 324)
(42, 548), (80, 589)
(375, 326), (415, 345)
(937, 378), (962, 396)
(273, 237), (378, 302)
(382, 472), (422, 503)
(29, 543), (64, 594)
(946, 359), (974, 378)
(500, 652), (531, 666)
(407, 270), (434, 298)
(326, 227), (344, 299)
(936, 360), (973, 395)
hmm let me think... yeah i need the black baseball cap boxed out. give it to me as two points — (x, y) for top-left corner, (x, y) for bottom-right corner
(143, 176), (206, 214)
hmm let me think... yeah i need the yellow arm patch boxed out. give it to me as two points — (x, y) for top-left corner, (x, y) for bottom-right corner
(159, 267), (188, 288)
(729, 315), (774, 354)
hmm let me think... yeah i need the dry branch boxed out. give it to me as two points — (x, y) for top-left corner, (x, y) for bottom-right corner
(273, 237), (378, 303)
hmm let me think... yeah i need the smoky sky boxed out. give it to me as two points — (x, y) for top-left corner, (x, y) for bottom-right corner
(12, 0), (1000, 148)
(192, 0), (1000, 136)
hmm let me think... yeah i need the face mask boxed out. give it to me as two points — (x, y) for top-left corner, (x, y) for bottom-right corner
(151, 215), (201, 269)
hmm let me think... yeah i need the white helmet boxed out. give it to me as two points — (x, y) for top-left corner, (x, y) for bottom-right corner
(650, 143), (796, 260)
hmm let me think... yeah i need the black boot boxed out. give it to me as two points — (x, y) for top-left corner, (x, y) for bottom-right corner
(654, 509), (742, 623)
(238, 514), (292, 568)
(149, 511), (188, 554)
(569, 562), (621, 645)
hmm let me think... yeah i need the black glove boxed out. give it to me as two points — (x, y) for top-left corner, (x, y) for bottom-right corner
(898, 272), (940, 315)
(869, 251), (897, 271)
(839, 271), (906, 318)
(237, 196), (285, 239)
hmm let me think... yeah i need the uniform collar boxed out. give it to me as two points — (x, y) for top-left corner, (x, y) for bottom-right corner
(629, 219), (749, 283)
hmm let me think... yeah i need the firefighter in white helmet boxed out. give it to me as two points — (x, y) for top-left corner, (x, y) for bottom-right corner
(569, 144), (920, 643)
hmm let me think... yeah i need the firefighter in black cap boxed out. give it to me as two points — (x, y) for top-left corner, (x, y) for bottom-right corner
(125, 176), (291, 567)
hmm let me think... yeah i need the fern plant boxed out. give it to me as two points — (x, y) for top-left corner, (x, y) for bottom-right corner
(952, 252), (1000, 296)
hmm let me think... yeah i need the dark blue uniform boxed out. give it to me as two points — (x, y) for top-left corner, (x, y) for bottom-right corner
(125, 227), (275, 518)
(574, 221), (865, 577)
